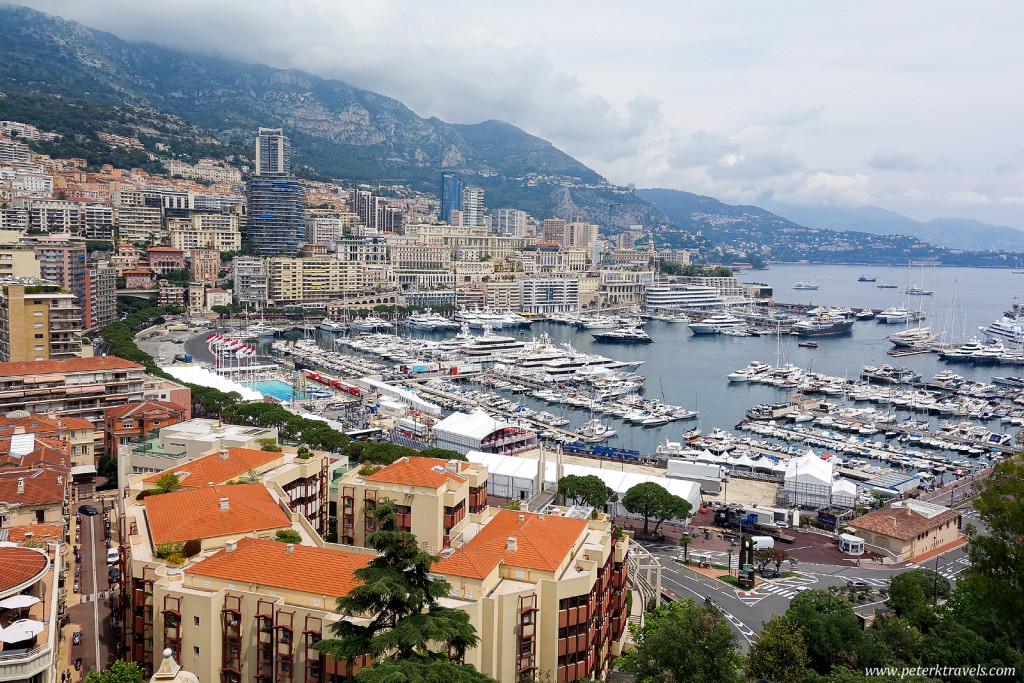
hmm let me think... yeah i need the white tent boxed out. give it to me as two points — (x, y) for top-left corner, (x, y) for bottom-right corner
(831, 479), (859, 509)
(433, 410), (537, 455)
(355, 377), (441, 415)
(163, 365), (263, 401)
(465, 451), (702, 520)
(783, 448), (834, 508)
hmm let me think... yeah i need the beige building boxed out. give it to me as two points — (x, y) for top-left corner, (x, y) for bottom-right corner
(847, 499), (962, 562)
(168, 213), (243, 252)
(598, 269), (656, 306)
(335, 456), (488, 552)
(0, 277), (82, 362)
(189, 248), (220, 283)
(0, 243), (42, 278)
(267, 257), (383, 305)
(114, 190), (163, 242)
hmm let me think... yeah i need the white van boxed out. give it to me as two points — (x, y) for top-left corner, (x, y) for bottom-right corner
(106, 547), (119, 565)
(751, 536), (775, 551)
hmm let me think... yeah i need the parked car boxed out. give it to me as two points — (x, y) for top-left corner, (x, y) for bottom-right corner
(846, 579), (870, 591)
(106, 547), (120, 565)
(72, 631), (82, 646)
(760, 567), (780, 578)
(108, 568), (121, 584)
(77, 504), (99, 516)
(793, 586), (811, 594)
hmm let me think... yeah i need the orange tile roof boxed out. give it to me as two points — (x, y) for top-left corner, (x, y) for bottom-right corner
(0, 356), (143, 378)
(57, 417), (96, 431)
(186, 536), (372, 598)
(0, 415), (62, 435)
(0, 437), (70, 469)
(144, 484), (292, 545)
(364, 457), (466, 489)
(4, 523), (63, 543)
(143, 448), (282, 489)
(851, 505), (961, 541)
(104, 400), (184, 420)
(0, 466), (67, 504)
(435, 510), (587, 577)
(0, 546), (49, 593)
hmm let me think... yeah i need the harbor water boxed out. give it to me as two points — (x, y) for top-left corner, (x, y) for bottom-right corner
(274, 263), (1024, 457)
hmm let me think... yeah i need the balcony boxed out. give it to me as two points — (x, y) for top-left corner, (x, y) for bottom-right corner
(0, 644), (54, 680)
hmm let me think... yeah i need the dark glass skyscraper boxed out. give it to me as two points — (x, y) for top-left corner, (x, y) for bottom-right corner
(439, 172), (462, 224)
(245, 128), (305, 255)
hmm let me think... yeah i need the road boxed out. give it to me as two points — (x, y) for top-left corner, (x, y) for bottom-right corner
(637, 527), (974, 651)
(67, 500), (116, 677)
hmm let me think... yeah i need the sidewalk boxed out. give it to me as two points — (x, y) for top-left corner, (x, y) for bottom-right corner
(909, 535), (969, 564)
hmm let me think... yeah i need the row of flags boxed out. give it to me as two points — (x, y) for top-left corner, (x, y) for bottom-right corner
(205, 333), (258, 357)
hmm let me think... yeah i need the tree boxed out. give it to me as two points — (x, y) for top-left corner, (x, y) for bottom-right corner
(621, 482), (692, 536)
(959, 458), (1024, 652)
(618, 598), (743, 683)
(84, 659), (143, 683)
(96, 454), (118, 483)
(746, 616), (808, 683)
(153, 472), (181, 494)
(418, 448), (467, 462)
(679, 534), (691, 563)
(314, 500), (494, 682)
(785, 589), (865, 674)
(558, 474), (616, 509)
(275, 529), (303, 544)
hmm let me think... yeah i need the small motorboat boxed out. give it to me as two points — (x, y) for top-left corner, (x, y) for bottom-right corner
(798, 340), (819, 348)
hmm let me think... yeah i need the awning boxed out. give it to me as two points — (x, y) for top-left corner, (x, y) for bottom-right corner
(0, 595), (40, 609)
(70, 465), (97, 476)
(0, 619), (44, 642)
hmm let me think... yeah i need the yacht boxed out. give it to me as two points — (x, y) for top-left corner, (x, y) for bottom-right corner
(876, 307), (911, 325)
(857, 275), (877, 282)
(887, 326), (941, 348)
(855, 309), (876, 320)
(979, 316), (1024, 346)
(876, 283), (899, 289)
(791, 315), (854, 337)
(970, 339), (1008, 365)
(318, 317), (344, 333)
(351, 316), (393, 332)
(449, 324), (527, 363)
(792, 281), (820, 290)
(592, 324), (653, 343)
(405, 310), (458, 331)
(578, 314), (619, 330)
(575, 418), (617, 442)
(689, 312), (747, 335)
(905, 285), (934, 296)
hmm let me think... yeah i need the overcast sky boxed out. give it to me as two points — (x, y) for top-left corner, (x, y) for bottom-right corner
(22, 1), (1024, 227)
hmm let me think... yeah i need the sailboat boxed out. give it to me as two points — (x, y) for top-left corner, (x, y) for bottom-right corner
(887, 262), (941, 348)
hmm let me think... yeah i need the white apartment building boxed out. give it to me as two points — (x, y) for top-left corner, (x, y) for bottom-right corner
(492, 208), (528, 236)
(267, 257), (382, 305)
(644, 284), (721, 310)
(520, 278), (580, 313)
(232, 256), (268, 308)
(462, 187), (485, 227)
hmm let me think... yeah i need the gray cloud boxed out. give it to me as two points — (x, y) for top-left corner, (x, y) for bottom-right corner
(869, 150), (920, 172)
(16, 0), (1024, 227)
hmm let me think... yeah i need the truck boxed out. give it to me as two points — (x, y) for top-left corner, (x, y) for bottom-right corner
(713, 507), (796, 544)
(173, 353), (192, 363)
(751, 536), (775, 551)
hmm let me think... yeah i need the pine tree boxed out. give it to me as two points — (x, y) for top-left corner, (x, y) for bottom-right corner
(314, 499), (494, 682)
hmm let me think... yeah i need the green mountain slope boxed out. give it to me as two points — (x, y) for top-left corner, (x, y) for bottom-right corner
(0, 4), (653, 223)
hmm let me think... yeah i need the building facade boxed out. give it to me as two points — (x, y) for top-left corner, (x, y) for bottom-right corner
(520, 278), (580, 313)
(439, 172), (462, 224)
(0, 278), (82, 362)
(245, 129), (304, 255)
(232, 256), (268, 308)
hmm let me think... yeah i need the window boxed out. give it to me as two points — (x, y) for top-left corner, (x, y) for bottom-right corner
(34, 322), (43, 328)
(193, 646), (199, 656)
(193, 616), (199, 626)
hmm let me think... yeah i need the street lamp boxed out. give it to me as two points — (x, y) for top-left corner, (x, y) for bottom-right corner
(727, 549), (733, 577)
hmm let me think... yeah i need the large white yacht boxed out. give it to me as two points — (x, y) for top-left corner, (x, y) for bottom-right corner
(979, 316), (1024, 346)
(445, 324), (526, 363)
(405, 310), (459, 331)
(318, 317), (344, 333)
(689, 312), (747, 335)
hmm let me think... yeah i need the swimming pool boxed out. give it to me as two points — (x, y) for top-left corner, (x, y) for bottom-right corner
(247, 379), (298, 402)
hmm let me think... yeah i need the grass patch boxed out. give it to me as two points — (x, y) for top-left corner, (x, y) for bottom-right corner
(711, 563), (729, 571)
(717, 575), (740, 587)
(780, 571), (800, 578)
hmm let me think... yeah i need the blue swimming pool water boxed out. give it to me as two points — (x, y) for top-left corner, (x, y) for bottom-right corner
(248, 379), (298, 401)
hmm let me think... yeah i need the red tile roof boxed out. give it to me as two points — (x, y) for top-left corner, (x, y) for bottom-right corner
(0, 356), (143, 378)
(0, 546), (49, 593)
(435, 510), (587, 577)
(0, 437), (70, 469)
(104, 400), (185, 420)
(143, 448), (282, 489)
(365, 457), (466, 489)
(0, 466), (67, 504)
(186, 536), (372, 598)
(0, 414), (61, 435)
(144, 484), (292, 545)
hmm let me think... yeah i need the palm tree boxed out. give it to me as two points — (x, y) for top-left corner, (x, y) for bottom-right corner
(679, 534), (691, 563)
